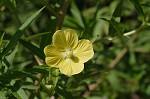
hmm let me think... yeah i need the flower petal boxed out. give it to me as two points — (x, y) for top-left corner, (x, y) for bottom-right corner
(52, 29), (78, 51)
(44, 45), (62, 68)
(74, 40), (94, 63)
(72, 62), (84, 75)
(59, 59), (84, 76)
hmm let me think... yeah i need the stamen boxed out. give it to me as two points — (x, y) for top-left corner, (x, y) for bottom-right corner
(65, 50), (73, 58)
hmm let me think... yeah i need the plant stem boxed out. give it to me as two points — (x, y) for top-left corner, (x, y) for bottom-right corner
(56, 0), (71, 30)
(123, 24), (146, 36)
(107, 24), (149, 41)
(123, 30), (136, 36)
(108, 48), (128, 68)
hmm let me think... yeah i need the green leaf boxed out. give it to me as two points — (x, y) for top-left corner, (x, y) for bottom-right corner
(10, 80), (28, 99)
(129, 0), (145, 21)
(56, 86), (73, 99)
(91, 1), (101, 22)
(5, 45), (18, 66)
(24, 65), (49, 75)
(1, 7), (45, 58)
(146, 85), (150, 95)
(108, 1), (123, 37)
(25, 32), (50, 41)
(70, 0), (84, 28)
(0, 32), (5, 50)
(0, 91), (7, 99)
(63, 15), (83, 29)
(6, 71), (39, 80)
(50, 68), (59, 86)
(101, 18), (124, 35)
(21, 85), (38, 90)
(112, 1), (123, 18)
(91, 1), (101, 35)
(19, 39), (45, 60)
(40, 16), (57, 50)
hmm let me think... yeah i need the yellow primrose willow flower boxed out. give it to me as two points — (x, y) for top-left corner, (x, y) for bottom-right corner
(44, 29), (94, 76)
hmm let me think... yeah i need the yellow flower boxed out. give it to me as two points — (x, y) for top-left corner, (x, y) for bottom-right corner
(44, 29), (94, 76)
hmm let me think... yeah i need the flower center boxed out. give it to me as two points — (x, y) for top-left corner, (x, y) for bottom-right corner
(65, 50), (73, 58)
(63, 49), (79, 63)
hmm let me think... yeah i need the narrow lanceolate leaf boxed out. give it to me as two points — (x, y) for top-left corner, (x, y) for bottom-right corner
(19, 39), (45, 60)
(24, 65), (49, 75)
(4, 45), (18, 67)
(0, 32), (5, 50)
(56, 86), (73, 99)
(1, 7), (45, 58)
(108, 1), (123, 37)
(40, 16), (57, 50)
(112, 1), (123, 18)
(10, 80), (28, 99)
(101, 18), (123, 36)
(3, 71), (39, 80)
(129, 0), (145, 22)
(25, 32), (50, 41)
(70, 0), (84, 28)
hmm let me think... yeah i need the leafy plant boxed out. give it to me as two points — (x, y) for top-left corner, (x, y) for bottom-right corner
(0, 0), (150, 99)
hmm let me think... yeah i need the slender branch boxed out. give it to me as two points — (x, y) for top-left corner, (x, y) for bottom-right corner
(83, 80), (101, 98)
(34, 55), (44, 86)
(123, 30), (136, 36)
(56, 0), (71, 30)
(107, 24), (149, 41)
(108, 48), (128, 68)
(123, 24), (145, 36)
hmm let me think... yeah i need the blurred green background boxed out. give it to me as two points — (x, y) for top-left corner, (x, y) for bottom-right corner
(0, 0), (150, 99)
